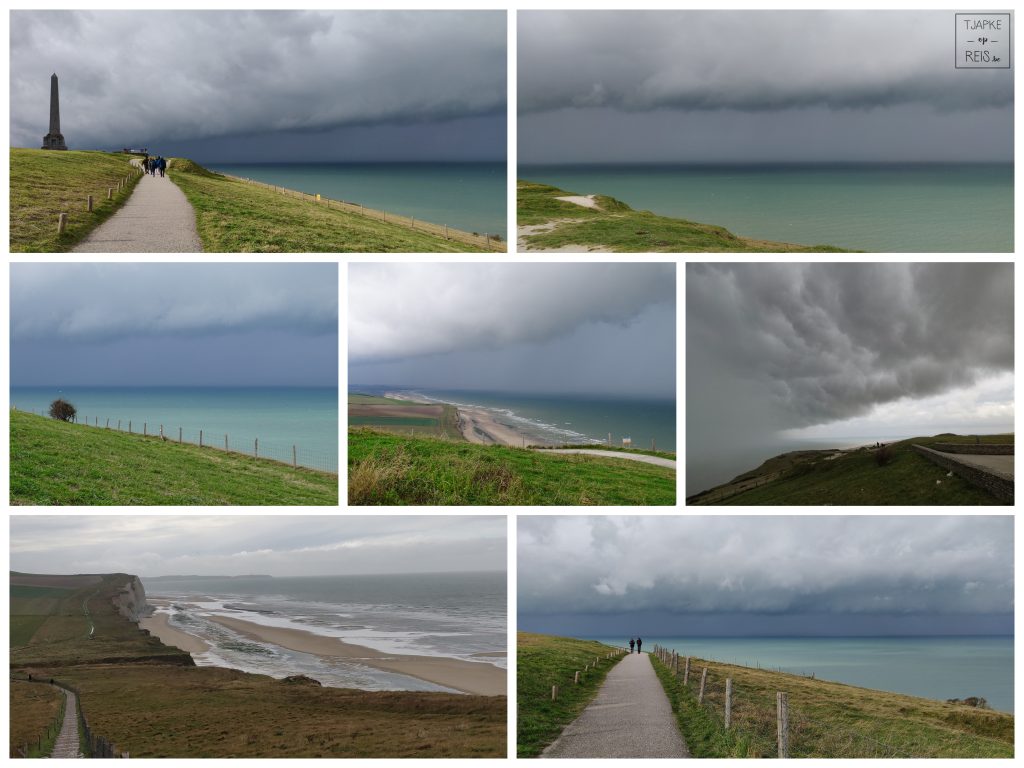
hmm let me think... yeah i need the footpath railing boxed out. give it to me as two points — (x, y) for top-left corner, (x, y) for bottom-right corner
(217, 172), (507, 252)
(14, 406), (338, 474)
(548, 646), (628, 702)
(650, 645), (950, 758)
(10, 676), (65, 757)
(11, 674), (129, 758)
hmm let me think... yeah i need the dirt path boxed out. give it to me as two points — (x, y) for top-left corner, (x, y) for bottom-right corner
(535, 448), (676, 469)
(72, 169), (203, 252)
(517, 218), (612, 253)
(50, 687), (82, 759)
(541, 652), (689, 758)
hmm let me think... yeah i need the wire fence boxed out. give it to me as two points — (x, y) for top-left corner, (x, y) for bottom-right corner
(649, 646), (996, 759)
(546, 646), (628, 703)
(217, 172), (507, 252)
(15, 406), (338, 475)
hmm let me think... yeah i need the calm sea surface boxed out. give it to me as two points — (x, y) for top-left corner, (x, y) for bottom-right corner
(10, 386), (337, 472)
(594, 636), (1013, 713)
(354, 386), (676, 451)
(209, 162), (507, 238)
(520, 164), (1013, 252)
(144, 573), (506, 692)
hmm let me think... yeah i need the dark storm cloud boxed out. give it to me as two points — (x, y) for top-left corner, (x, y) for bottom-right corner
(518, 516), (1014, 620)
(10, 263), (338, 386)
(348, 263), (676, 398)
(687, 262), (1013, 433)
(10, 11), (506, 154)
(519, 11), (1012, 115)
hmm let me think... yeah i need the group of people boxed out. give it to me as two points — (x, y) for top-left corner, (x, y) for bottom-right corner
(142, 155), (167, 177)
(628, 637), (643, 654)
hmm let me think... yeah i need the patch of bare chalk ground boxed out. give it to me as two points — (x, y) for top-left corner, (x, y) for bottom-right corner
(518, 193), (612, 252)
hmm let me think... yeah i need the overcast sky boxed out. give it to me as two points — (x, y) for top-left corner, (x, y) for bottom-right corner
(349, 263), (675, 398)
(518, 516), (1014, 636)
(687, 263), (1014, 491)
(10, 10), (506, 162)
(10, 516), (506, 577)
(519, 11), (1013, 163)
(10, 263), (338, 386)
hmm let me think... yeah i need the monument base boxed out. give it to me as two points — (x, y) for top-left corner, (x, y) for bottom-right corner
(42, 132), (67, 150)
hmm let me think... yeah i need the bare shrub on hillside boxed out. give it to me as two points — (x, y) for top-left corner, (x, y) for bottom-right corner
(48, 399), (76, 422)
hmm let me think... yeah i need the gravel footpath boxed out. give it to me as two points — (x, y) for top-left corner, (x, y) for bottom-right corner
(535, 449), (676, 469)
(541, 652), (689, 758)
(50, 687), (82, 758)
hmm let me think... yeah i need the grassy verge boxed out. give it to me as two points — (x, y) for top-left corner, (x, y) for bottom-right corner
(691, 434), (1010, 505)
(517, 180), (851, 252)
(649, 653), (1013, 758)
(168, 159), (483, 252)
(10, 149), (143, 252)
(348, 429), (675, 505)
(11, 572), (505, 758)
(9, 681), (65, 758)
(517, 633), (626, 757)
(10, 410), (338, 506)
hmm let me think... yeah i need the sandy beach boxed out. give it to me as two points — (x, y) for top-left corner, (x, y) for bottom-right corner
(138, 612), (210, 654)
(205, 615), (505, 696)
(458, 406), (534, 447)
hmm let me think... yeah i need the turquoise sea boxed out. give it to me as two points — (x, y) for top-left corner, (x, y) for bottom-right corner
(144, 572), (506, 692)
(595, 636), (1013, 713)
(208, 162), (507, 238)
(520, 163), (1013, 252)
(10, 386), (338, 472)
(353, 385), (676, 451)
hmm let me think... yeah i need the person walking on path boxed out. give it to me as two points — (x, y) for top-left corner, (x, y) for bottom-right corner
(629, 638), (635, 653)
(636, 637), (643, 654)
(157, 156), (167, 177)
(541, 651), (689, 758)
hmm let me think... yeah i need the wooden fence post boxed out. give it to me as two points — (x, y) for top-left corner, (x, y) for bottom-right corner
(574, 671), (580, 684)
(178, 427), (182, 444)
(160, 424), (164, 439)
(57, 213), (68, 233)
(777, 692), (789, 758)
(117, 419), (121, 431)
(293, 445), (297, 468)
(551, 685), (559, 701)
(684, 656), (690, 685)
(143, 422), (147, 436)
(698, 667), (708, 704)
(725, 678), (732, 728)
(199, 429), (203, 447)
(105, 418), (109, 429)
(87, 195), (93, 212)
(225, 434), (228, 451)
(128, 420), (132, 433)
(255, 437), (259, 458)
(444, 224), (449, 239)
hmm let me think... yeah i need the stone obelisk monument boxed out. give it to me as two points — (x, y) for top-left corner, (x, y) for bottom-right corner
(41, 72), (67, 150)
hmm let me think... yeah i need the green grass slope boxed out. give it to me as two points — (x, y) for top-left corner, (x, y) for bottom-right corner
(517, 633), (627, 757)
(649, 653), (1012, 758)
(518, 180), (851, 252)
(10, 410), (337, 506)
(690, 434), (1010, 506)
(168, 159), (484, 252)
(348, 429), (676, 505)
(10, 149), (143, 252)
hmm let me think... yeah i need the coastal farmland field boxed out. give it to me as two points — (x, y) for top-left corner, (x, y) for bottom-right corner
(689, 434), (1012, 506)
(648, 651), (1013, 758)
(348, 394), (463, 439)
(10, 409), (338, 506)
(348, 429), (676, 505)
(10, 149), (143, 252)
(517, 633), (626, 757)
(168, 160), (486, 253)
(10, 571), (506, 758)
(517, 181), (850, 253)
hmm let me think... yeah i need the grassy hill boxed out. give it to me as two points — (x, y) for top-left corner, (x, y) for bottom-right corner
(10, 149), (142, 252)
(689, 434), (1012, 505)
(10, 572), (506, 758)
(10, 410), (337, 506)
(517, 633), (626, 757)
(349, 429), (676, 505)
(517, 180), (850, 252)
(9, 681), (64, 757)
(168, 159), (494, 252)
(648, 651), (1012, 758)
(348, 393), (463, 439)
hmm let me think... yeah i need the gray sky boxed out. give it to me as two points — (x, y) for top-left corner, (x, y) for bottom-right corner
(10, 263), (338, 386)
(349, 263), (676, 398)
(687, 263), (1014, 490)
(518, 516), (1014, 636)
(10, 10), (506, 162)
(10, 515), (506, 577)
(519, 11), (1013, 163)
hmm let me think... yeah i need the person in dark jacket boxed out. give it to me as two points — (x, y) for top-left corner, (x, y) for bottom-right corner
(636, 637), (643, 654)
(629, 638), (635, 653)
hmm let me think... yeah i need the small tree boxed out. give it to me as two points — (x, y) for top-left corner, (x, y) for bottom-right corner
(875, 445), (891, 467)
(49, 399), (76, 422)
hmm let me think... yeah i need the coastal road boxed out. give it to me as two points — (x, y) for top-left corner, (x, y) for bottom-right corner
(536, 449), (676, 469)
(72, 167), (203, 252)
(541, 652), (689, 759)
(50, 686), (82, 759)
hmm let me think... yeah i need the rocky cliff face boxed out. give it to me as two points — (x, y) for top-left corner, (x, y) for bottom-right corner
(112, 575), (149, 622)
